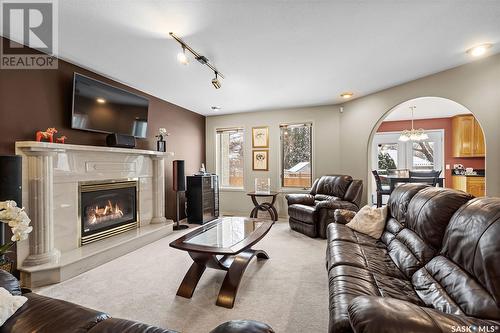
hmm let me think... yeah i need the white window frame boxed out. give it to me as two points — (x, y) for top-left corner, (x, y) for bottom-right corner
(371, 129), (445, 203)
(215, 127), (245, 190)
(372, 130), (444, 173)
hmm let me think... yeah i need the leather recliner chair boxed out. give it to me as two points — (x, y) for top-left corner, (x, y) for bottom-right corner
(326, 183), (500, 333)
(285, 175), (363, 238)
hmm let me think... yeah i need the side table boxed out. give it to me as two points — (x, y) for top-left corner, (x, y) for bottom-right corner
(247, 192), (279, 221)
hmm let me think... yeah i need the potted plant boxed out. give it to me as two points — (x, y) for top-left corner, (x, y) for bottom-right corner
(0, 200), (33, 272)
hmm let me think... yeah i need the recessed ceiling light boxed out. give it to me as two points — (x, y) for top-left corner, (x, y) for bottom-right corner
(466, 43), (492, 57)
(340, 92), (353, 99)
(96, 98), (106, 104)
(211, 106), (221, 111)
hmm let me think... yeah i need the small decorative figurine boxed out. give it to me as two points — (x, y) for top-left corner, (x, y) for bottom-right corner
(36, 128), (58, 143)
(156, 128), (170, 152)
(55, 136), (67, 144)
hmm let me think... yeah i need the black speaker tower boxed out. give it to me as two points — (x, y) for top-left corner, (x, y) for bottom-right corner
(0, 156), (22, 246)
(172, 160), (188, 230)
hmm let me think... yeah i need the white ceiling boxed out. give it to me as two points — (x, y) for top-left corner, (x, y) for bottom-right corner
(49, 1), (500, 115)
(384, 97), (471, 121)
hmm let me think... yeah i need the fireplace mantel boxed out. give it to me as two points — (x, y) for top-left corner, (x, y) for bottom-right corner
(15, 141), (175, 287)
(16, 141), (174, 157)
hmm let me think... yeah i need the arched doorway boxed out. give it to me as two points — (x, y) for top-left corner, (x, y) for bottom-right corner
(367, 97), (486, 206)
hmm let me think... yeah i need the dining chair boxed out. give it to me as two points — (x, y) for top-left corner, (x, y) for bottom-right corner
(409, 170), (442, 186)
(372, 170), (391, 207)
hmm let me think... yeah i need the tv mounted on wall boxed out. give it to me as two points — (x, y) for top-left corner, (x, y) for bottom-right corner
(71, 73), (149, 138)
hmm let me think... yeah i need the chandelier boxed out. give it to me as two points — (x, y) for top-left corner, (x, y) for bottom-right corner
(398, 106), (428, 142)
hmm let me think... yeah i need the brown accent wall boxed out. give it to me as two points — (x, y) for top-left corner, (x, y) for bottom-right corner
(0, 37), (205, 220)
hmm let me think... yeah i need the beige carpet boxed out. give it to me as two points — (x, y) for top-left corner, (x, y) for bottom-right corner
(37, 221), (329, 333)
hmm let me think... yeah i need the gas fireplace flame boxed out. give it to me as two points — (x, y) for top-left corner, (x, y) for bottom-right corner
(87, 200), (124, 224)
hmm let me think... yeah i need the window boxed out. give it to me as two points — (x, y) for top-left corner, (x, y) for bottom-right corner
(216, 128), (244, 188)
(372, 131), (443, 175)
(280, 123), (312, 188)
(411, 141), (436, 171)
(377, 143), (398, 175)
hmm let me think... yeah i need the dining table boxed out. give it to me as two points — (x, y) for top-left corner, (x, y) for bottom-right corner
(386, 176), (444, 192)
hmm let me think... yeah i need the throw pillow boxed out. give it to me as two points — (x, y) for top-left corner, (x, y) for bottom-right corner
(346, 205), (388, 239)
(0, 287), (27, 326)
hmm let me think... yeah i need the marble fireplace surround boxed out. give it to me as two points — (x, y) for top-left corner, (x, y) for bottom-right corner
(15, 141), (174, 287)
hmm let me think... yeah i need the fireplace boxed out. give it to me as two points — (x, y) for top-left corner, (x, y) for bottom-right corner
(79, 180), (138, 245)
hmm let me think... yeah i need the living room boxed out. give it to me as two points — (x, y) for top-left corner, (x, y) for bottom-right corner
(0, 1), (499, 333)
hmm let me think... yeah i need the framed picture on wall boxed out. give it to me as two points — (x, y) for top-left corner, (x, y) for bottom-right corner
(252, 126), (269, 148)
(252, 150), (269, 171)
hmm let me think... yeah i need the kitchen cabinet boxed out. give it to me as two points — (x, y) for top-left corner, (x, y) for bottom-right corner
(473, 119), (485, 156)
(452, 115), (485, 157)
(452, 176), (485, 197)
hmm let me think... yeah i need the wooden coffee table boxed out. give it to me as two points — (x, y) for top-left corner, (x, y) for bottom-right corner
(169, 217), (274, 308)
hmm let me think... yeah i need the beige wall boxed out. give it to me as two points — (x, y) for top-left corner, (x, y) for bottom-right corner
(339, 53), (500, 202)
(207, 53), (500, 214)
(206, 105), (341, 216)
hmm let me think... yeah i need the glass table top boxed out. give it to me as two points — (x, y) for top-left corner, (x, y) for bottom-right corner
(185, 217), (264, 248)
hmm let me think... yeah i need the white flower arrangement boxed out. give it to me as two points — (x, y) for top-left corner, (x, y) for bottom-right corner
(156, 128), (170, 140)
(0, 200), (33, 257)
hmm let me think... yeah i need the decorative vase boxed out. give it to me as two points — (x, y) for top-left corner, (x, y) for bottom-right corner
(255, 178), (271, 194)
(157, 138), (166, 152)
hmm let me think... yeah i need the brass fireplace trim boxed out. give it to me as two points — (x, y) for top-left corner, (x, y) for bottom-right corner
(78, 179), (140, 246)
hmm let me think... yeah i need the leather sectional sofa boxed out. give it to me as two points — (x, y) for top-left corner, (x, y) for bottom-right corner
(326, 183), (500, 333)
(0, 270), (274, 333)
(285, 175), (363, 238)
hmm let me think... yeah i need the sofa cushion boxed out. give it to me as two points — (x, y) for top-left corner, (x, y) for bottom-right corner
(386, 183), (429, 225)
(405, 187), (473, 250)
(346, 205), (387, 239)
(328, 265), (422, 333)
(288, 204), (316, 224)
(386, 187), (472, 279)
(0, 287), (27, 326)
(385, 228), (436, 278)
(326, 240), (405, 279)
(0, 293), (109, 333)
(379, 217), (404, 246)
(412, 197), (500, 320)
(347, 296), (500, 333)
(327, 223), (385, 248)
(412, 256), (497, 318)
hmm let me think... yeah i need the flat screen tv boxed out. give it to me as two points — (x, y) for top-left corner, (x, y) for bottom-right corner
(71, 73), (149, 138)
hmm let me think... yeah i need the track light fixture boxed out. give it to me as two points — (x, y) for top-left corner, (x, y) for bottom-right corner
(170, 32), (225, 89)
(212, 72), (221, 89)
(177, 46), (189, 65)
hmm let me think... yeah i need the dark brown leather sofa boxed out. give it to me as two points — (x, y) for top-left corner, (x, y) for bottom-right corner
(0, 270), (274, 333)
(285, 175), (363, 238)
(326, 183), (500, 333)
